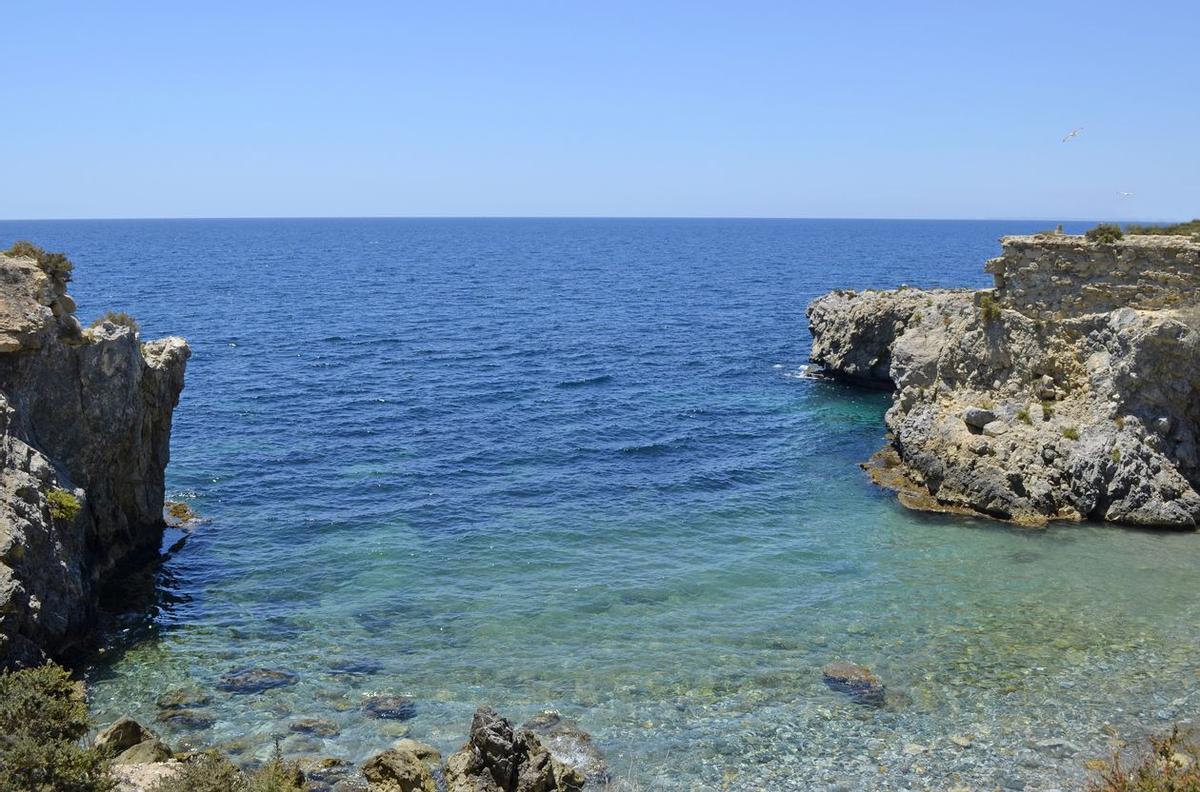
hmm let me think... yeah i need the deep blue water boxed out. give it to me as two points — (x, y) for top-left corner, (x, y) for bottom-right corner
(3, 219), (1198, 790)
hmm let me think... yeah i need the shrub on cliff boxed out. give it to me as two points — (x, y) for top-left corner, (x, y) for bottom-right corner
(1086, 725), (1200, 791)
(150, 744), (305, 792)
(1085, 223), (1124, 244)
(3, 240), (74, 280)
(1124, 218), (1200, 238)
(48, 488), (82, 521)
(90, 310), (140, 335)
(0, 663), (115, 792)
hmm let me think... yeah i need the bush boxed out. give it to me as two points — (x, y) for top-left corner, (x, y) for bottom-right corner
(1016, 408), (1032, 425)
(1124, 219), (1200, 238)
(248, 744), (307, 792)
(1086, 725), (1200, 791)
(0, 664), (115, 792)
(47, 488), (82, 521)
(3, 240), (74, 280)
(1062, 425), (1081, 440)
(978, 292), (1002, 322)
(151, 751), (247, 792)
(1041, 401), (1054, 421)
(89, 310), (140, 335)
(1085, 223), (1124, 244)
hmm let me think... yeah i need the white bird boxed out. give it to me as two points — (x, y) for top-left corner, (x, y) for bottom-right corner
(1062, 127), (1083, 142)
(1118, 191), (1134, 199)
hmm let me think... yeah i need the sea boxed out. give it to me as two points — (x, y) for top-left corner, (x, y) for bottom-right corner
(2, 218), (1197, 790)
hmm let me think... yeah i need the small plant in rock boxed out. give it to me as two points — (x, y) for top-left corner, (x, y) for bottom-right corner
(978, 292), (1003, 322)
(247, 743), (307, 792)
(151, 751), (247, 792)
(1041, 401), (1054, 421)
(90, 310), (140, 334)
(1086, 725), (1200, 791)
(47, 488), (82, 521)
(1085, 223), (1124, 244)
(1016, 408), (1032, 425)
(1111, 447), (1121, 463)
(3, 240), (74, 280)
(1114, 414), (1126, 429)
(1062, 425), (1081, 440)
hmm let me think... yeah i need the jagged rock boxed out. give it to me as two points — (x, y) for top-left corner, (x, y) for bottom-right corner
(217, 667), (297, 693)
(521, 711), (608, 784)
(95, 716), (155, 755)
(821, 661), (886, 706)
(0, 249), (189, 667)
(808, 234), (1200, 528)
(363, 747), (437, 792)
(445, 706), (584, 792)
(114, 738), (174, 765)
(362, 694), (417, 721)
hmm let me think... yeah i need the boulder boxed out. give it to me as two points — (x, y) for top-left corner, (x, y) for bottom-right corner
(290, 717), (341, 736)
(95, 716), (155, 755)
(821, 661), (886, 706)
(217, 667), (297, 693)
(963, 407), (997, 429)
(362, 694), (417, 721)
(445, 707), (583, 792)
(114, 738), (174, 765)
(363, 748), (437, 792)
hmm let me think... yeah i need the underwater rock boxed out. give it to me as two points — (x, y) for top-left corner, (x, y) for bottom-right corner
(155, 708), (217, 730)
(362, 694), (418, 721)
(821, 661), (886, 706)
(217, 667), (297, 693)
(156, 687), (212, 710)
(290, 717), (342, 737)
(445, 706), (583, 792)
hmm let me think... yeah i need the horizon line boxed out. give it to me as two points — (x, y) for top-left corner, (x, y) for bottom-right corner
(0, 214), (1181, 223)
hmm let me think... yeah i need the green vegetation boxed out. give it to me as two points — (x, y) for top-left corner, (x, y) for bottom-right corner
(1111, 447), (1122, 463)
(90, 310), (140, 334)
(1085, 223), (1124, 244)
(978, 292), (1002, 322)
(47, 488), (82, 521)
(1041, 401), (1054, 421)
(1016, 408), (1032, 425)
(1086, 725), (1200, 791)
(0, 664), (115, 792)
(150, 745), (305, 792)
(1114, 414), (1127, 429)
(1062, 425), (1081, 441)
(1124, 218), (1200, 239)
(3, 240), (74, 280)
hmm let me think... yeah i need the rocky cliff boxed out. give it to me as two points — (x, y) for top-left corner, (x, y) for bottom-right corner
(0, 247), (189, 667)
(807, 233), (1200, 528)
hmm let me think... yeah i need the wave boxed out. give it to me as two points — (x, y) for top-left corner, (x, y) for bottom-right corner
(555, 373), (614, 389)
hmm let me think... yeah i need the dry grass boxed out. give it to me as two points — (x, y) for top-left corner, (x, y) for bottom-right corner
(1086, 726), (1200, 791)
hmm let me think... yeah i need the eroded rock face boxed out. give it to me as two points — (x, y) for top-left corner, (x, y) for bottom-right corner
(446, 707), (584, 792)
(0, 251), (189, 667)
(808, 234), (1200, 529)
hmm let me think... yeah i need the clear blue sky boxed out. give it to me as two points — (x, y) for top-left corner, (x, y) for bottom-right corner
(3, 1), (1197, 220)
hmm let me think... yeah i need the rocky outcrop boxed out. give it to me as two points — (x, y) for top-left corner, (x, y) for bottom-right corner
(445, 707), (585, 792)
(808, 233), (1200, 528)
(0, 248), (189, 667)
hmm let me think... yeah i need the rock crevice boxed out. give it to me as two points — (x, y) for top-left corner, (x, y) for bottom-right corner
(808, 234), (1200, 528)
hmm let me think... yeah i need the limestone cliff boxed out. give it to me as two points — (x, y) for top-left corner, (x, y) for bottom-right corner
(807, 233), (1200, 528)
(0, 248), (189, 667)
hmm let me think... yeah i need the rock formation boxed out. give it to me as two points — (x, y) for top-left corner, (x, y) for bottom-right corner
(445, 706), (585, 792)
(0, 246), (189, 667)
(808, 233), (1200, 528)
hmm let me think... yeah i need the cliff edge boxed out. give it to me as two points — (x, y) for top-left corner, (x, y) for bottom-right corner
(0, 246), (189, 667)
(807, 233), (1200, 528)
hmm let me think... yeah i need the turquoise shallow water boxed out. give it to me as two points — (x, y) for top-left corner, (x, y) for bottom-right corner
(1, 219), (1197, 790)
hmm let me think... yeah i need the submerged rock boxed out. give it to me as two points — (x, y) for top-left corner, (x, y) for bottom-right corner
(290, 717), (342, 737)
(217, 667), (297, 693)
(156, 687), (212, 710)
(445, 706), (583, 792)
(821, 661), (886, 706)
(155, 708), (217, 729)
(362, 694), (418, 721)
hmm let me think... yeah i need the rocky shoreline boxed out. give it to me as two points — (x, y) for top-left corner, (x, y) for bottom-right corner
(807, 232), (1200, 528)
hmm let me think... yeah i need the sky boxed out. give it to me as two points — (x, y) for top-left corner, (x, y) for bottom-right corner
(2, 1), (1197, 220)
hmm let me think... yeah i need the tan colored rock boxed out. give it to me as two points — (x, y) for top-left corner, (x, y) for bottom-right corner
(363, 747), (437, 792)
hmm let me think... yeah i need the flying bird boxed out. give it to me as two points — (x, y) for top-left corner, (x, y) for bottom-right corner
(1062, 127), (1083, 142)
(1118, 191), (1134, 199)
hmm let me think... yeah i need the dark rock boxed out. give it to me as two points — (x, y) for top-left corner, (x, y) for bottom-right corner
(821, 661), (886, 706)
(156, 687), (212, 710)
(362, 694), (417, 721)
(328, 658), (384, 677)
(963, 407), (997, 429)
(290, 717), (341, 737)
(155, 708), (217, 729)
(445, 706), (583, 792)
(217, 667), (297, 693)
(521, 710), (608, 784)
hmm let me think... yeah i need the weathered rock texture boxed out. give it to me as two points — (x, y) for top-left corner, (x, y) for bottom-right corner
(446, 706), (584, 792)
(0, 250), (189, 667)
(808, 234), (1200, 528)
